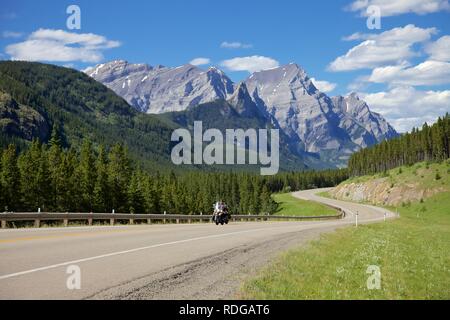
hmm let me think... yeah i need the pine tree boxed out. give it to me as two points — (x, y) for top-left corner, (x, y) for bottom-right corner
(58, 148), (79, 211)
(142, 175), (158, 214)
(93, 145), (109, 212)
(78, 139), (96, 211)
(47, 126), (63, 210)
(107, 144), (131, 213)
(127, 170), (145, 214)
(259, 185), (275, 215)
(18, 140), (49, 211)
(0, 145), (19, 211)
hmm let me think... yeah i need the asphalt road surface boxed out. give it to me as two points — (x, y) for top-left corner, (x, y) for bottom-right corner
(0, 188), (395, 300)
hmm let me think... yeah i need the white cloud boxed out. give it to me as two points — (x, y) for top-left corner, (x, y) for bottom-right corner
(189, 57), (210, 66)
(367, 60), (450, 86)
(342, 24), (437, 43)
(220, 56), (279, 73)
(6, 28), (120, 63)
(329, 41), (412, 71)
(359, 86), (450, 132)
(220, 41), (253, 49)
(2, 31), (23, 38)
(348, 0), (450, 17)
(329, 25), (437, 71)
(425, 35), (450, 61)
(342, 32), (371, 41)
(63, 63), (75, 69)
(310, 78), (337, 93)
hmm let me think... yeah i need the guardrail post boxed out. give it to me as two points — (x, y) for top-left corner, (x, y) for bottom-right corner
(34, 219), (40, 228)
(110, 218), (115, 226)
(87, 212), (93, 226)
(1, 220), (6, 229)
(129, 213), (134, 225)
(176, 218), (180, 224)
(147, 218), (151, 225)
(63, 219), (69, 227)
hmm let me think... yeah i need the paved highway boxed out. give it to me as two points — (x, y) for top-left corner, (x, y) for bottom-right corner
(0, 188), (395, 299)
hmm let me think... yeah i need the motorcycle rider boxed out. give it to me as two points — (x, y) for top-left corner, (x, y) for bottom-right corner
(213, 200), (227, 222)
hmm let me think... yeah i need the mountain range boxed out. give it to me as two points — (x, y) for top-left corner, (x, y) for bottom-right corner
(0, 61), (305, 172)
(85, 60), (398, 167)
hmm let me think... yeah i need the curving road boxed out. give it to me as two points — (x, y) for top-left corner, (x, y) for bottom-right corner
(0, 188), (395, 300)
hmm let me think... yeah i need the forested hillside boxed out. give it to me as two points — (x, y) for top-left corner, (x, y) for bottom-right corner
(348, 114), (450, 176)
(156, 99), (309, 171)
(0, 61), (175, 171)
(0, 135), (348, 214)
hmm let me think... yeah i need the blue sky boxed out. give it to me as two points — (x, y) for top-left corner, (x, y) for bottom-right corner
(1, 0), (450, 132)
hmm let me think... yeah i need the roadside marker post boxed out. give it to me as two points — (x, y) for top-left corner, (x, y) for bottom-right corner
(384, 212), (386, 222)
(110, 209), (115, 226)
(355, 211), (358, 227)
(35, 208), (41, 228)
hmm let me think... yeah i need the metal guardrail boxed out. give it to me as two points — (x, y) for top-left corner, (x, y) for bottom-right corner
(0, 208), (345, 229)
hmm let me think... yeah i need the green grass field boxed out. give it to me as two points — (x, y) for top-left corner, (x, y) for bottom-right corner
(242, 162), (450, 300)
(272, 193), (337, 217)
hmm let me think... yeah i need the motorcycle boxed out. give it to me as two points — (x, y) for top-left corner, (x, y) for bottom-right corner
(212, 209), (230, 225)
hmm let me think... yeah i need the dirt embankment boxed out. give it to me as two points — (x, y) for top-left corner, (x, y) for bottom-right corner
(330, 177), (446, 207)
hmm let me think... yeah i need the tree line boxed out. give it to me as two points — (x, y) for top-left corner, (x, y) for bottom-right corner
(348, 113), (450, 176)
(0, 130), (348, 214)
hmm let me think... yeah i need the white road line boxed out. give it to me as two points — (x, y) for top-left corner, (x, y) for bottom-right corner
(0, 222), (342, 281)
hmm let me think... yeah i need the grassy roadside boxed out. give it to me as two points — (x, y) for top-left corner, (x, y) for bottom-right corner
(342, 161), (450, 189)
(241, 190), (450, 300)
(272, 193), (337, 217)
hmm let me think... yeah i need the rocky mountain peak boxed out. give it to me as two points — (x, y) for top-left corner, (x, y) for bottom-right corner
(85, 60), (398, 168)
(228, 82), (263, 117)
(85, 61), (235, 113)
(331, 94), (398, 146)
